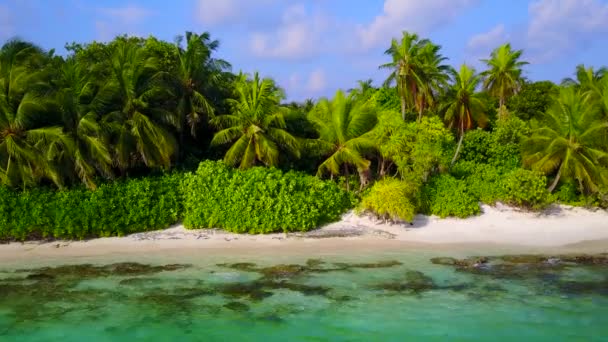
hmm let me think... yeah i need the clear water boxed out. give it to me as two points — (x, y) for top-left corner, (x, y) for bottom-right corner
(1, 249), (607, 341)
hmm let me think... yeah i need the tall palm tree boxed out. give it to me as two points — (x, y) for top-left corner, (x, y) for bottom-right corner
(481, 43), (528, 119)
(169, 32), (231, 158)
(415, 42), (450, 120)
(380, 32), (449, 122)
(210, 72), (300, 169)
(0, 40), (68, 188)
(440, 64), (488, 165)
(380, 32), (428, 121)
(55, 57), (112, 188)
(523, 87), (608, 193)
(308, 89), (377, 191)
(100, 40), (177, 172)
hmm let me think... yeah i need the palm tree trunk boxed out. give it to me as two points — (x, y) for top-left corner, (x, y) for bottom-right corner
(358, 167), (370, 191)
(179, 128), (185, 161)
(344, 164), (350, 192)
(400, 97), (406, 121)
(451, 121), (465, 167)
(548, 163), (564, 193)
(499, 96), (506, 121)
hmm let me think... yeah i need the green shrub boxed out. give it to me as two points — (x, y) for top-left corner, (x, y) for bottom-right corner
(554, 182), (608, 208)
(456, 118), (525, 172)
(460, 129), (493, 164)
(555, 182), (582, 205)
(464, 164), (508, 204)
(0, 175), (181, 241)
(359, 178), (417, 222)
(420, 174), (480, 218)
(501, 169), (549, 209)
(181, 161), (355, 233)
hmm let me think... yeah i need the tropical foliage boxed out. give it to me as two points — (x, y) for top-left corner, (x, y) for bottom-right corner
(380, 32), (448, 121)
(523, 87), (608, 193)
(0, 174), (181, 241)
(1, 26), (608, 240)
(359, 177), (417, 222)
(181, 161), (354, 233)
(308, 89), (377, 191)
(210, 72), (299, 169)
(481, 43), (528, 119)
(439, 64), (488, 165)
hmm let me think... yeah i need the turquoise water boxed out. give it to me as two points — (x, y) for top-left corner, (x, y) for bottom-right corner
(1, 250), (607, 341)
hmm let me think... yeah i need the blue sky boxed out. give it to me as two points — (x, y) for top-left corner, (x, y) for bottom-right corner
(1, 0), (608, 100)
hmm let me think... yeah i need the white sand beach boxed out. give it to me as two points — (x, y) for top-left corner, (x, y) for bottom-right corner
(1, 204), (607, 263)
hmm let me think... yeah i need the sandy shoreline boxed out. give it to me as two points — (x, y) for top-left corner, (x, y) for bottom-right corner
(1, 204), (607, 263)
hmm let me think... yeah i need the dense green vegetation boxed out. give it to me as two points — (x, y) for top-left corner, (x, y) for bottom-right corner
(181, 161), (354, 233)
(1, 29), (607, 239)
(0, 175), (181, 240)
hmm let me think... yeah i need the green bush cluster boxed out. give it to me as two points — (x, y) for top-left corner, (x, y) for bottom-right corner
(501, 169), (549, 209)
(0, 175), (181, 241)
(459, 162), (508, 204)
(359, 178), (417, 222)
(420, 174), (481, 218)
(181, 161), (355, 233)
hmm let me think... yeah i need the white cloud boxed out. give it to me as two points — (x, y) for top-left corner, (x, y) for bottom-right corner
(0, 5), (14, 41)
(467, 24), (508, 52)
(288, 73), (301, 91)
(94, 4), (153, 41)
(249, 4), (330, 59)
(98, 4), (151, 24)
(307, 69), (326, 93)
(195, 0), (240, 26)
(195, 0), (278, 26)
(527, 0), (608, 62)
(357, 0), (478, 49)
(285, 69), (327, 99)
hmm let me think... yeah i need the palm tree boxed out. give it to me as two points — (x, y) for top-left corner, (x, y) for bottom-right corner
(440, 64), (488, 165)
(415, 42), (450, 120)
(481, 43), (528, 119)
(308, 89), (377, 191)
(169, 32), (231, 158)
(380, 32), (428, 121)
(0, 40), (69, 188)
(100, 40), (177, 172)
(55, 57), (112, 188)
(523, 87), (608, 193)
(562, 64), (608, 108)
(348, 79), (375, 102)
(210, 72), (299, 168)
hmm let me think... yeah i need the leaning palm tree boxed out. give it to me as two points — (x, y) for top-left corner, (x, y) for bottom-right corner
(440, 64), (488, 165)
(380, 32), (428, 120)
(481, 43), (528, 119)
(0, 40), (69, 188)
(55, 57), (113, 188)
(308, 89), (378, 191)
(100, 40), (177, 172)
(210, 72), (300, 169)
(523, 87), (608, 193)
(169, 32), (231, 157)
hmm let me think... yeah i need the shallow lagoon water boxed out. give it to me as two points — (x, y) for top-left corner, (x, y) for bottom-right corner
(1, 248), (607, 341)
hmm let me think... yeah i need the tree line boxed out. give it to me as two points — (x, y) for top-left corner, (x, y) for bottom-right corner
(1, 31), (607, 207)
